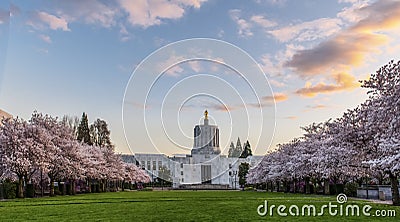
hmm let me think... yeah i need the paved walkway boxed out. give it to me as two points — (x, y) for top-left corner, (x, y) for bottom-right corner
(351, 197), (392, 205)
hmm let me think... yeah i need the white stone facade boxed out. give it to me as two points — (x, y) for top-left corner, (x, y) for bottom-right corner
(132, 111), (264, 189)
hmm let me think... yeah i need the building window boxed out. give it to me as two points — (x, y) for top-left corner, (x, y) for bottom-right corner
(158, 161), (162, 170)
(153, 161), (156, 170)
(147, 161), (151, 170)
(229, 164), (232, 169)
(181, 171), (183, 175)
(182, 178), (184, 182)
(141, 161), (145, 168)
(180, 163), (183, 168)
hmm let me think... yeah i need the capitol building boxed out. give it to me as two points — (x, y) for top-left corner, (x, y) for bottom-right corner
(132, 111), (263, 189)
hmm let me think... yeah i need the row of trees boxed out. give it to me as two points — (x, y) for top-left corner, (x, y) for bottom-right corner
(0, 112), (150, 198)
(247, 60), (400, 205)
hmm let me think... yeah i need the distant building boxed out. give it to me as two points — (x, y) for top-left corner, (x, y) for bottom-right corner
(124, 111), (263, 189)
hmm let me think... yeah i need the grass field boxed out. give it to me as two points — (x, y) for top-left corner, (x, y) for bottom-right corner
(0, 190), (398, 221)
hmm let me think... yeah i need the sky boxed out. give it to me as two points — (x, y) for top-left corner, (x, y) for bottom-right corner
(1, 0), (400, 156)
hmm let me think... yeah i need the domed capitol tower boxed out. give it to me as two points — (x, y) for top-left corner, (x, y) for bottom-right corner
(191, 110), (221, 155)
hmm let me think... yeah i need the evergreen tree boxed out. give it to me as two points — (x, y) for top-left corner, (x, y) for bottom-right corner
(77, 112), (92, 145)
(234, 137), (243, 157)
(228, 142), (236, 157)
(90, 118), (113, 149)
(240, 140), (252, 158)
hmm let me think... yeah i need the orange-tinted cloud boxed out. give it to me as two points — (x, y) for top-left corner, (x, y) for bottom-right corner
(286, 31), (387, 76)
(295, 72), (360, 97)
(263, 93), (288, 102)
(210, 104), (235, 112)
(286, 0), (400, 96)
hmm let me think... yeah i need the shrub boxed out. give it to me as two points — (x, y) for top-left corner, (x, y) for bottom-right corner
(344, 182), (359, 197)
(66, 184), (72, 195)
(59, 183), (65, 195)
(2, 179), (17, 199)
(26, 184), (35, 198)
(54, 186), (61, 196)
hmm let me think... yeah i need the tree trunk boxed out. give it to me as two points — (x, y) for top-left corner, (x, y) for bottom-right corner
(305, 177), (310, 194)
(87, 178), (92, 193)
(70, 179), (76, 195)
(17, 176), (24, 198)
(276, 181), (280, 192)
(283, 180), (289, 193)
(324, 178), (330, 195)
(389, 173), (400, 206)
(49, 177), (55, 196)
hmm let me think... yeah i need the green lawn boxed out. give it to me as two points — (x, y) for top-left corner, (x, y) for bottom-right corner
(0, 190), (398, 221)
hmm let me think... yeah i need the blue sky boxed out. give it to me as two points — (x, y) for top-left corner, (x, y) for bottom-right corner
(1, 0), (400, 155)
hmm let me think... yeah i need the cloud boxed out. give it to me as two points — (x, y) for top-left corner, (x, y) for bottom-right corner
(255, 0), (287, 6)
(262, 92), (288, 103)
(268, 18), (342, 43)
(285, 0), (400, 97)
(287, 0), (400, 76)
(210, 104), (235, 112)
(182, 98), (236, 112)
(55, 0), (118, 28)
(26, 0), (205, 31)
(250, 15), (277, 28)
(157, 54), (185, 77)
(188, 60), (201, 72)
(39, 34), (52, 43)
(118, 0), (207, 28)
(307, 104), (327, 109)
(28, 11), (70, 31)
(295, 72), (359, 97)
(259, 54), (283, 77)
(119, 24), (133, 42)
(286, 31), (387, 76)
(269, 79), (286, 88)
(303, 104), (331, 112)
(337, 1), (370, 24)
(229, 9), (253, 37)
(258, 44), (302, 78)
(37, 11), (70, 31)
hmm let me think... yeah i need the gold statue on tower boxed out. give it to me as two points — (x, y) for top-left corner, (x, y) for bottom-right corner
(204, 110), (208, 120)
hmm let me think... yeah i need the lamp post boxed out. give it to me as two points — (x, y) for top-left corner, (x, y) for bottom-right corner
(152, 170), (154, 188)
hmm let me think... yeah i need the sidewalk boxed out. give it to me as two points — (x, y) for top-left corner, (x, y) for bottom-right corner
(351, 197), (393, 205)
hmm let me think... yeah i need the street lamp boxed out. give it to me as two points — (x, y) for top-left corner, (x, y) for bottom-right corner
(152, 170), (155, 188)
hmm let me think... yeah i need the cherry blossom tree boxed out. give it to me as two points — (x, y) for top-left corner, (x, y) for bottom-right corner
(123, 163), (151, 184)
(0, 117), (44, 198)
(360, 60), (400, 205)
